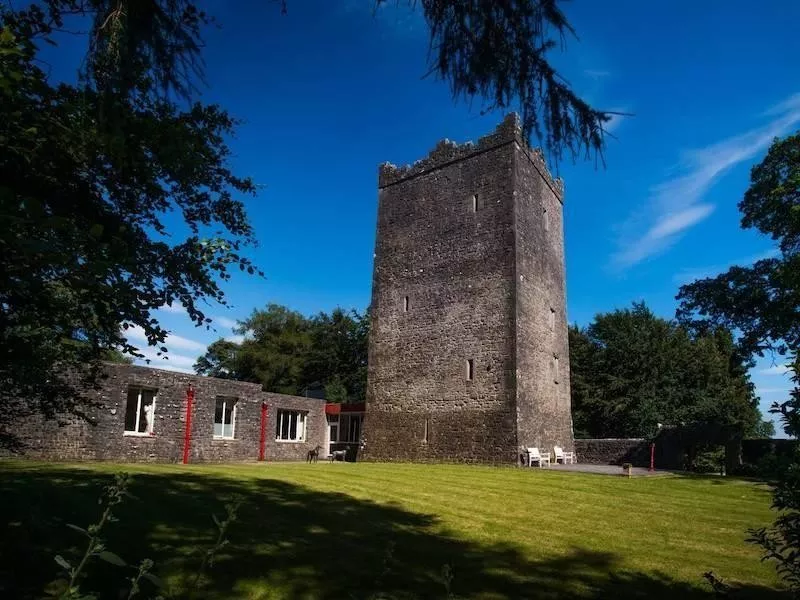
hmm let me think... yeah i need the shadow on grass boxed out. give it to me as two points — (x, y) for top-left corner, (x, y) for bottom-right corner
(0, 464), (785, 599)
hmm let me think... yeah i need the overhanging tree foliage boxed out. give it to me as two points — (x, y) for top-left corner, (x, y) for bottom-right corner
(0, 8), (260, 426)
(409, 0), (615, 163)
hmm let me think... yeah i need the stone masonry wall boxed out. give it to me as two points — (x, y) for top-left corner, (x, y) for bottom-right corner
(513, 140), (574, 457)
(574, 439), (651, 467)
(364, 120), (520, 463)
(1, 363), (326, 463)
(363, 115), (573, 464)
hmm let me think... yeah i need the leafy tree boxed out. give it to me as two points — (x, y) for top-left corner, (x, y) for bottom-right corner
(0, 4), (259, 427)
(745, 367), (800, 594)
(305, 308), (369, 403)
(677, 132), (799, 589)
(192, 304), (369, 402)
(193, 339), (242, 380)
(231, 304), (312, 395)
(752, 418), (776, 439)
(569, 303), (764, 442)
(677, 131), (798, 368)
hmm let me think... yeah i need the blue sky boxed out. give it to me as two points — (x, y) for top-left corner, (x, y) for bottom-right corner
(43, 1), (798, 428)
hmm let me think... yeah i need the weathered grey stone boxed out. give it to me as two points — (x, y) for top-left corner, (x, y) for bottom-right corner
(363, 115), (574, 464)
(1, 363), (326, 463)
(574, 439), (651, 467)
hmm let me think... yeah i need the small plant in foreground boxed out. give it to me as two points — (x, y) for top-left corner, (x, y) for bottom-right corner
(189, 495), (244, 595)
(46, 473), (161, 599)
(702, 571), (731, 596)
(45, 474), (244, 599)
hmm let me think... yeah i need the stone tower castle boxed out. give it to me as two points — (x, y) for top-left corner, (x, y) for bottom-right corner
(362, 115), (573, 464)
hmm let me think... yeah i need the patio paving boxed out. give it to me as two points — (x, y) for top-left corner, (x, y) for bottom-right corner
(542, 463), (670, 476)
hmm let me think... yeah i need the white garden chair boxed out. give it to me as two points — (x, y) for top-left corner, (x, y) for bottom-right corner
(526, 447), (551, 468)
(553, 446), (575, 464)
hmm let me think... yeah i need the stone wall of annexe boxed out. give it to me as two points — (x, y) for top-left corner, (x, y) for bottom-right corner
(1, 363), (326, 463)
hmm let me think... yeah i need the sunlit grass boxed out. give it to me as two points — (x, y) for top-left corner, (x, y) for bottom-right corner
(0, 461), (783, 599)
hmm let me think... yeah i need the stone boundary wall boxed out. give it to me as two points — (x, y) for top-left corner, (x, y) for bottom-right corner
(574, 438), (651, 467)
(0, 363), (326, 463)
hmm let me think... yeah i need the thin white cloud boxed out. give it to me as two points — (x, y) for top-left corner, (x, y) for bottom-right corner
(136, 346), (197, 371)
(756, 386), (792, 396)
(124, 325), (206, 353)
(759, 364), (791, 376)
(158, 303), (186, 315)
(225, 334), (245, 344)
(763, 92), (800, 117)
(215, 316), (238, 329)
(585, 69), (611, 80)
(649, 204), (715, 239)
(672, 248), (779, 285)
(611, 92), (800, 270)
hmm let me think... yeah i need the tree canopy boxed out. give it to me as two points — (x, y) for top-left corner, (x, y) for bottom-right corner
(677, 131), (799, 431)
(569, 302), (768, 440)
(194, 304), (369, 403)
(1, 6), (259, 422)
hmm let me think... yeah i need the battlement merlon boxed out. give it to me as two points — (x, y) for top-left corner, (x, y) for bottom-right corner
(377, 113), (565, 199)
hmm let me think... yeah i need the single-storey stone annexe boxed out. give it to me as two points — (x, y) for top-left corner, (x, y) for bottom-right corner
(2, 363), (330, 463)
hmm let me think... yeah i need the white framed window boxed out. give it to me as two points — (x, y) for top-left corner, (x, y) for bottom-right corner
(466, 358), (475, 381)
(214, 396), (237, 439)
(276, 409), (307, 442)
(124, 387), (157, 436)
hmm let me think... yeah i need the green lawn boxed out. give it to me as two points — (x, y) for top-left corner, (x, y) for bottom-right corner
(0, 461), (785, 599)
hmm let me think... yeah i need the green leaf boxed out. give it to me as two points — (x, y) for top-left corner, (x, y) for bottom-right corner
(0, 27), (15, 44)
(66, 523), (90, 537)
(42, 578), (69, 596)
(96, 550), (126, 567)
(54, 554), (72, 571)
(142, 572), (164, 588)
